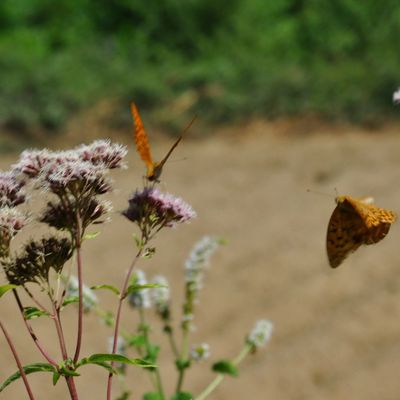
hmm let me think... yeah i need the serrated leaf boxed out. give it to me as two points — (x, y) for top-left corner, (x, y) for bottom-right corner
(0, 284), (18, 298)
(212, 360), (238, 377)
(62, 296), (79, 307)
(143, 393), (163, 400)
(91, 284), (120, 296)
(171, 392), (193, 400)
(83, 231), (101, 240)
(23, 307), (50, 320)
(0, 363), (57, 392)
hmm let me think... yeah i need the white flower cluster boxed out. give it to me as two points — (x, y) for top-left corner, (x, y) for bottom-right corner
(247, 319), (274, 349)
(65, 275), (98, 313)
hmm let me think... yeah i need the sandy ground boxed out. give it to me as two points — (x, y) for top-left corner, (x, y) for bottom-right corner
(2, 121), (400, 400)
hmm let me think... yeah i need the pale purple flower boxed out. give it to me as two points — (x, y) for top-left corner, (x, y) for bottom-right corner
(123, 188), (196, 232)
(393, 88), (400, 105)
(247, 320), (274, 349)
(0, 171), (26, 207)
(13, 149), (77, 178)
(77, 140), (127, 169)
(43, 159), (111, 194)
(0, 207), (28, 257)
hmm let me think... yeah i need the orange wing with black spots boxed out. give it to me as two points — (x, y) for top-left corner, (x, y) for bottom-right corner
(326, 196), (396, 268)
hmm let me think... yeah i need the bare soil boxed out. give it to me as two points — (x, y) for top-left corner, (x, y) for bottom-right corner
(2, 120), (400, 399)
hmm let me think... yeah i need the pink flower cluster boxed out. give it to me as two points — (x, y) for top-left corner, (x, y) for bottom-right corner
(0, 171), (26, 207)
(123, 188), (196, 231)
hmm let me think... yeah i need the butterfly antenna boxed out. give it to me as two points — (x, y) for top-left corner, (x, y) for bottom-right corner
(159, 115), (197, 167)
(306, 188), (334, 198)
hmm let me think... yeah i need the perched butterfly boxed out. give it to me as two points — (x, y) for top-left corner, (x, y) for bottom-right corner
(326, 195), (396, 268)
(131, 103), (195, 182)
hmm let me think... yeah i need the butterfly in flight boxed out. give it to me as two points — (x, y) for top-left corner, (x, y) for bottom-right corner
(131, 103), (196, 182)
(326, 195), (396, 268)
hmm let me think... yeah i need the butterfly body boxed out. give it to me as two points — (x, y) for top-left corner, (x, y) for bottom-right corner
(131, 103), (188, 182)
(326, 195), (396, 268)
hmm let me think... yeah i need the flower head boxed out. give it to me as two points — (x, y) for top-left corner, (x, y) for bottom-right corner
(0, 171), (26, 207)
(0, 207), (28, 257)
(123, 188), (196, 236)
(42, 159), (111, 195)
(190, 343), (210, 361)
(247, 319), (274, 349)
(77, 140), (127, 169)
(4, 237), (73, 286)
(128, 270), (151, 309)
(13, 149), (77, 179)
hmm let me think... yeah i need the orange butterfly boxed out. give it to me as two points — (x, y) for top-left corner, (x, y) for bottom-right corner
(131, 103), (195, 182)
(326, 195), (396, 268)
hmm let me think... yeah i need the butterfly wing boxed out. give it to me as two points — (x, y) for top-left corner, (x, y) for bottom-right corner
(131, 103), (154, 177)
(326, 200), (366, 268)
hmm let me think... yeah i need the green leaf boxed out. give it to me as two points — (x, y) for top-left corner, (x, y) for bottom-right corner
(91, 284), (120, 296)
(143, 247), (156, 259)
(175, 359), (190, 371)
(116, 390), (132, 400)
(132, 234), (143, 249)
(52, 371), (61, 385)
(126, 283), (164, 296)
(0, 284), (18, 298)
(143, 393), (164, 400)
(171, 392), (193, 400)
(23, 307), (50, 320)
(212, 360), (238, 377)
(77, 354), (155, 368)
(0, 363), (57, 392)
(83, 231), (101, 240)
(126, 334), (146, 348)
(62, 296), (79, 307)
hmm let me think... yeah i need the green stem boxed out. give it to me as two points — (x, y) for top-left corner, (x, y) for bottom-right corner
(139, 308), (165, 398)
(194, 344), (252, 400)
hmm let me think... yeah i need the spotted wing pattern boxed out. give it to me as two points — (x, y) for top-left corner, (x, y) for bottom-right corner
(326, 196), (396, 268)
(131, 103), (154, 178)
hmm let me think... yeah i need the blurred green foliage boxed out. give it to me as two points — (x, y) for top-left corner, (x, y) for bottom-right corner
(1, 0), (400, 134)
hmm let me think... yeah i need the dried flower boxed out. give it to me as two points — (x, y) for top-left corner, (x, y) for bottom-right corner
(65, 275), (98, 313)
(4, 237), (73, 286)
(128, 270), (151, 309)
(123, 188), (196, 238)
(247, 319), (274, 349)
(41, 198), (112, 231)
(190, 343), (210, 361)
(0, 171), (26, 207)
(78, 140), (127, 169)
(393, 88), (400, 105)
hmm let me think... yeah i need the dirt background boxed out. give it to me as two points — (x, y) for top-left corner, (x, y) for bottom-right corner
(2, 120), (400, 400)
